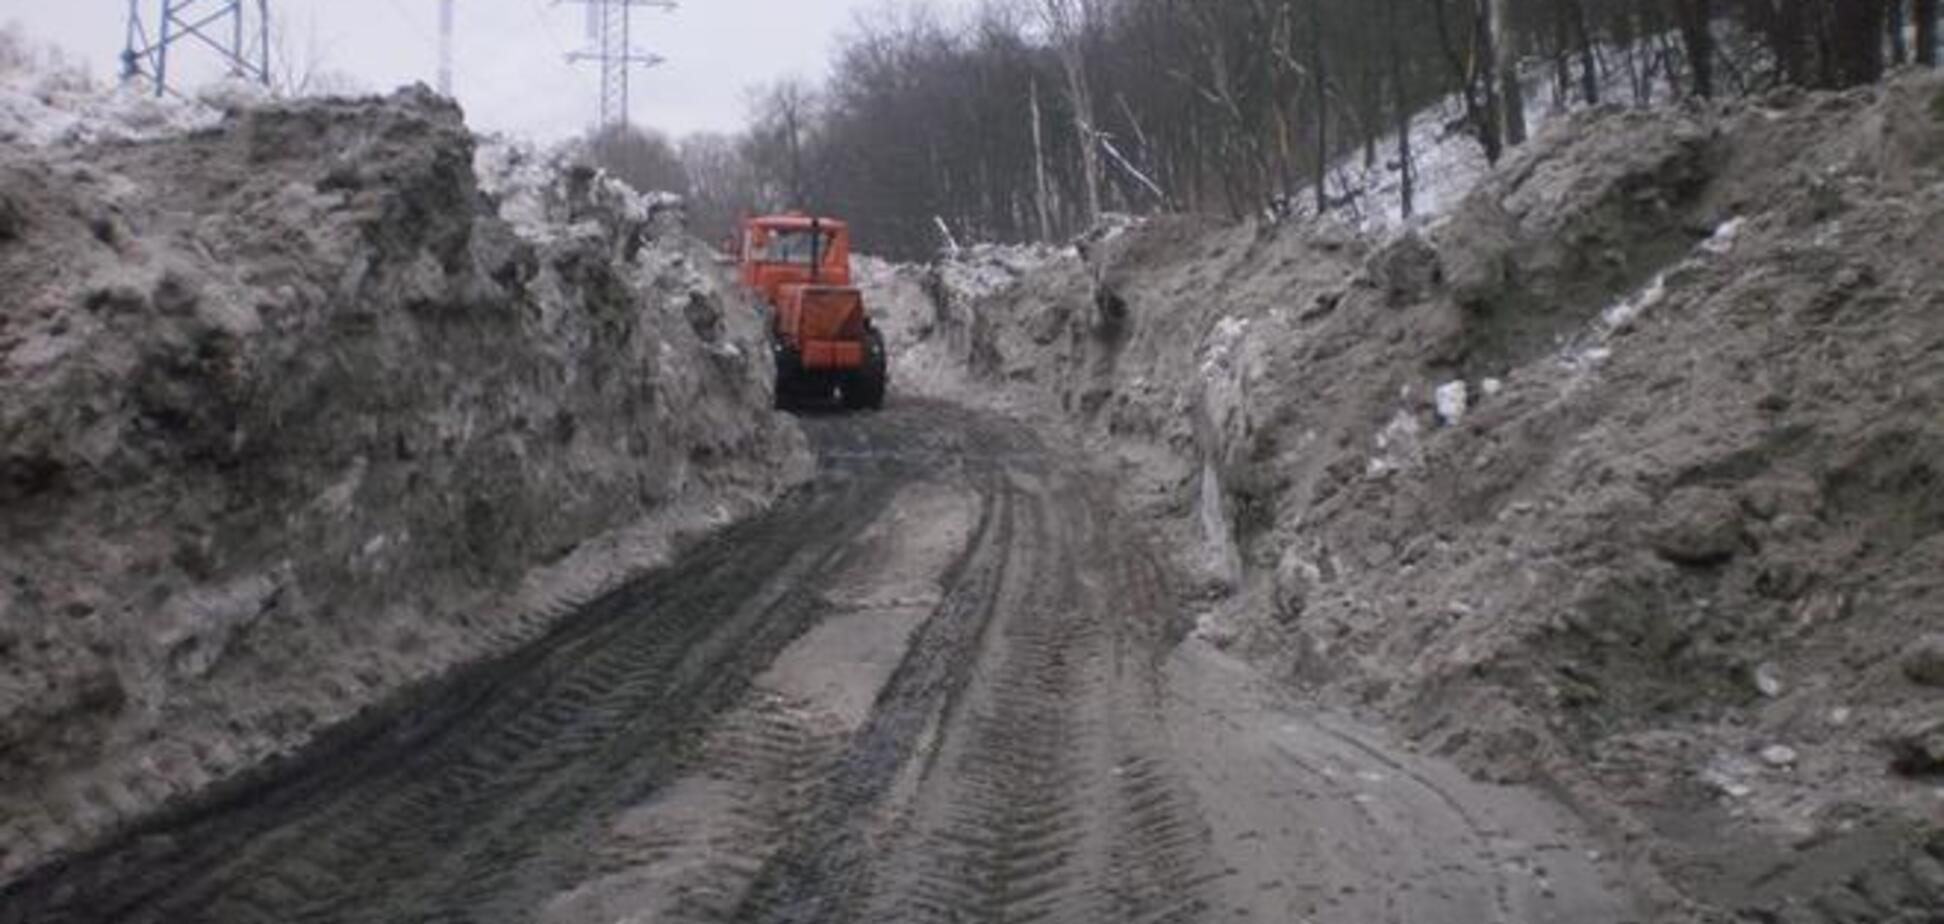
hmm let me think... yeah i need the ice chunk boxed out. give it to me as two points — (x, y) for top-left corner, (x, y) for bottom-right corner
(1369, 409), (1425, 476)
(1435, 381), (1470, 426)
(1701, 216), (1745, 255)
(1601, 273), (1666, 330)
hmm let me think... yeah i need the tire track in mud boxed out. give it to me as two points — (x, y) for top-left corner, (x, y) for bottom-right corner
(543, 470), (994, 924)
(0, 443), (910, 924)
(1161, 639), (1641, 924)
(563, 692), (849, 924)
(731, 453), (1222, 924)
(2, 402), (1641, 924)
(1299, 719), (1518, 921)
(1093, 505), (1220, 924)
(726, 459), (1021, 924)
(870, 485), (1108, 924)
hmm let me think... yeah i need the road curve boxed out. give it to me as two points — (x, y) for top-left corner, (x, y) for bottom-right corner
(1, 401), (1641, 924)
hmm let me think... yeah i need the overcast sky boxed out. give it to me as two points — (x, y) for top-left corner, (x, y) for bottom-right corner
(5, 1), (964, 140)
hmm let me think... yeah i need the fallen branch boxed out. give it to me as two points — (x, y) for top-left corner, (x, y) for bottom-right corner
(933, 215), (962, 259)
(1100, 135), (1168, 205)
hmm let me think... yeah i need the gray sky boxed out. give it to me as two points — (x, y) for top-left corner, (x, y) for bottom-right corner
(5, 1), (964, 140)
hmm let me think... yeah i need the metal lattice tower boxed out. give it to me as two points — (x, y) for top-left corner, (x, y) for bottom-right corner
(561, 0), (675, 130)
(122, 0), (271, 98)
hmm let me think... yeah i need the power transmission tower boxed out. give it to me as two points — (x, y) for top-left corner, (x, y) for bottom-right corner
(438, 0), (455, 96)
(559, 0), (675, 131)
(122, 0), (272, 98)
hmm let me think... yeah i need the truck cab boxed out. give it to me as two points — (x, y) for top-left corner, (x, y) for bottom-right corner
(740, 215), (852, 298)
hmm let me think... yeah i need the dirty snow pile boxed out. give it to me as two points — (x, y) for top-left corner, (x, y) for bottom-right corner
(475, 136), (685, 246)
(933, 241), (1074, 304)
(855, 243), (1085, 402)
(0, 86), (807, 885)
(866, 73), (1944, 923)
(0, 26), (238, 147)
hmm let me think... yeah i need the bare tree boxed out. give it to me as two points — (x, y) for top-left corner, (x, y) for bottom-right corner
(1489, 0), (1526, 147)
(1388, 0), (1415, 219)
(1674, 0), (1717, 97)
(679, 132), (758, 245)
(1890, 0), (1910, 65)
(1039, 0), (1103, 227)
(745, 79), (819, 209)
(588, 125), (690, 197)
(690, 0), (1918, 261)
(1030, 76), (1055, 241)
(267, 13), (363, 98)
(1916, 0), (1939, 65)
(1828, 0), (1891, 86)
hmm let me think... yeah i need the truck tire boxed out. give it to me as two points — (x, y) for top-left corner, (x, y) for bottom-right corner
(774, 345), (803, 410)
(843, 330), (888, 411)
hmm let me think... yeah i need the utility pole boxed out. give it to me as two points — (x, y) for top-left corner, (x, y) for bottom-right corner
(122, 0), (272, 98)
(559, 0), (675, 131)
(438, 0), (455, 97)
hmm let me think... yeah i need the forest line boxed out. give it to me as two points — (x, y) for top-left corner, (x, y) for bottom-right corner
(590, 0), (1941, 258)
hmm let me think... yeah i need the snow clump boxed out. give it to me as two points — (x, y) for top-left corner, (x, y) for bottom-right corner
(474, 135), (684, 245)
(0, 26), (222, 147)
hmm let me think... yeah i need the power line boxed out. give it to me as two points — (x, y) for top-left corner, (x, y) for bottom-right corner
(122, 0), (272, 97)
(556, 0), (675, 131)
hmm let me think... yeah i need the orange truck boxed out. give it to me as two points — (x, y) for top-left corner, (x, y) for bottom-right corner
(738, 214), (888, 411)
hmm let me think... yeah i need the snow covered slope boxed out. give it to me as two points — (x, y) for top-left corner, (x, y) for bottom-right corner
(865, 72), (1944, 923)
(0, 70), (806, 887)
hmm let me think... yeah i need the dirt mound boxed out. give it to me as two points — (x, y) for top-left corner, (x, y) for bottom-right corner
(866, 72), (1944, 921)
(0, 88), (808, 883)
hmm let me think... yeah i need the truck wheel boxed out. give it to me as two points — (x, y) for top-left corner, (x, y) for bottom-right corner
(843, 373), (883, 411)
(774, 346), (802, 411)
(844, 332), (888, 410)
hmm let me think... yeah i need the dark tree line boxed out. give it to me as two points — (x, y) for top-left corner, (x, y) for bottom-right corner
(591, 0), (1940, 259)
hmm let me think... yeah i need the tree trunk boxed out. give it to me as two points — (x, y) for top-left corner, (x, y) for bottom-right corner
(1772, 0), (1811, 85)
(1830, 0), (1889, 86)
(1890, 0), (1910, 65)
(1432, 0), (1502, 163)
(1364, 108), (1378, 171)
(1042, 0), (1101, 228)
(1552, 4), (1573, 108)
(1919, 0), (1939, 65)
(1572, 0), (1600, 104)
(1490, 0), (1527, 146)
(785, 101), (804, 208)
(1311, 0), (1329, 214)
(1477, 0), (1508, 160)
(1030, 77), (1054, 242)
(1065, 61), (1101, 227)
(1388, 0), (1415, 220)
(1675, 0), (1716, 98)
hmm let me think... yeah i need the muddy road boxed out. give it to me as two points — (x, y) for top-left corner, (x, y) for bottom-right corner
(3, 402), (1642, 924)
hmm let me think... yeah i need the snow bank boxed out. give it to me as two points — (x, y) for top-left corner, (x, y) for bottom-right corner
(0, 26), (229, 147)
(934, 241), (1074, 303)
(474, 135), (685, 245)
(1280, 41), (1685, 237)
(1, 88), (807, 885)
